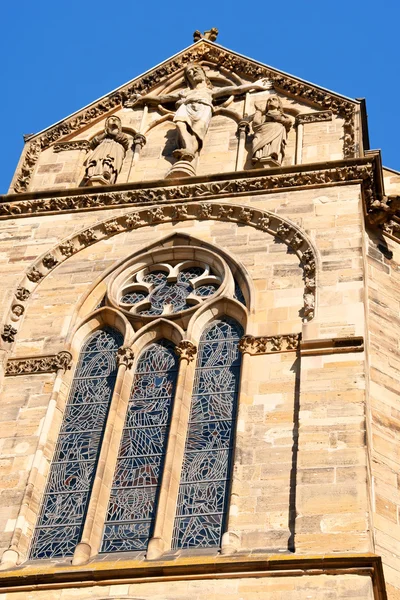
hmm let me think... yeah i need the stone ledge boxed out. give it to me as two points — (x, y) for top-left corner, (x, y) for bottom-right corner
(0, 156), (382, 223)
(0, 553), (387, 599)
(300, 336), (364, 356)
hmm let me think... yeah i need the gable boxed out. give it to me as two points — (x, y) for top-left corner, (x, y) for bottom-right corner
(10, 40), (362, 195)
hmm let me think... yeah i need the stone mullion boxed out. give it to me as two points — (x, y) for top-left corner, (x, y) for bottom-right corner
(146, 342), (197, 559)
(72, 351), (134, 565)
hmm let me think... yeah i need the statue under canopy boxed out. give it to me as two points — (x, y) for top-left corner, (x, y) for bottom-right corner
(84, 116), (130, 186)
(251, 96), (292, 168)
(126, 64), (271, 176)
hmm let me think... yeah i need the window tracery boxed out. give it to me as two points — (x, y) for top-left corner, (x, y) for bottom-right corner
(30, 328), (122, 559)
(101, 340), (178, 552)
(172, 318), (243, 549)
(30, 240), (248, 561)
(119, 261), (221, 316)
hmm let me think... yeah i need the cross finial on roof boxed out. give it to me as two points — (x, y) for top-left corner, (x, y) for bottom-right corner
(193, 28), (219, 42)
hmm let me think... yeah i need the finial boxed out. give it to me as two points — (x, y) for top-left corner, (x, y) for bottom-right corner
(193, 28), (219, 42)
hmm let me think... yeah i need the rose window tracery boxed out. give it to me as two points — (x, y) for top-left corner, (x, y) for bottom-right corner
(119, 262), (221, 316)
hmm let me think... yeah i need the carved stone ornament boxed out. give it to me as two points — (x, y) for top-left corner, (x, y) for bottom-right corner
(2, 324), (17, 343)
(5, 351), (73, 376)
(13, 140), (41, 193)
(239, 333), (300, 355)
(26, 267), (43, 282)
(15, 287), (30, 301)
(116, 347), (135, 369)
(10, 304), (25, 322)
(296, 111), (333, 125)
(7, 202), (318, 324)
(42, 254), (58, 269)
(83, 116), (130, 186)
(1, 161), (380, 222)
(53, 140), (90, 153)
(251, 95), (292, 168)
(11, 41), (357, 193)
(175, 340), (197, 362)
(79, 228), (97, 245)
(59, 241), (75, 256)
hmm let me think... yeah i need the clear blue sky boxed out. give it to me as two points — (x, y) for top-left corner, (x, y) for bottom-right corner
(1, 0), (399, 193)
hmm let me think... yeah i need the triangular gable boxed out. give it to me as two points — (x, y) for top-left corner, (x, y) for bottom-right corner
(29, 39), (359, 157)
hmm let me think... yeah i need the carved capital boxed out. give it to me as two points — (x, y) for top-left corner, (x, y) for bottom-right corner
(5, 351), (72, 376)
(237, 120), (250, 136)
(239, 333), (301, 355)
(175, 340), (197, 362)
(133, 133), (147, 148)
(116, 347), (135, 369)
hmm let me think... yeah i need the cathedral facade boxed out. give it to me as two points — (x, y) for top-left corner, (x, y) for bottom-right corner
(0, 31), (399, 600)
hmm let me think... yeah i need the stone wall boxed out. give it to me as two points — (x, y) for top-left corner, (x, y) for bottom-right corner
(366, 225), (400, 593)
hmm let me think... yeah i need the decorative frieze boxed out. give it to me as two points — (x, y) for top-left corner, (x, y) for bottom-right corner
(239, 333), (301, 355)
(1, 162), (378, 221)
(5, 351), (73, 376)
(296, 111), (333, 125)
(53, 141), (90, 153)
(175, 340), (197, 362)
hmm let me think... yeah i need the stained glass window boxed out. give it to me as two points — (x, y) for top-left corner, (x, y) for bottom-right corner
(172, 318), (243, 549)
(101, 340), (178, 552)
(119, 262), (220, 316)
(30, 328), (122, 559)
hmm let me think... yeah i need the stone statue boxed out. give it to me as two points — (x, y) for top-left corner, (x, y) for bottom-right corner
(84, 116), (130, 185)
(251, 96), (292, 168)
(127, 64), (271, 177)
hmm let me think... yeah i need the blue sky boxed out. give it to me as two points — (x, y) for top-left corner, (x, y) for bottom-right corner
(1, 0), (399, 193)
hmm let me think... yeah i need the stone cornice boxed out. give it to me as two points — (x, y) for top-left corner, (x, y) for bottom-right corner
(5, 351), (72, 376)
(1, 157), (386, 224)
(0, 553), (387, 600)
(300, 336), (364, 356)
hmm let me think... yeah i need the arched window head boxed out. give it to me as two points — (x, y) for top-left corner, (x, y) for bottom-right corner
(173, 317), (243, 549)
(107, 245), (248, 328)
(30, 328), (123, 559)
(101, 339), (178, 552)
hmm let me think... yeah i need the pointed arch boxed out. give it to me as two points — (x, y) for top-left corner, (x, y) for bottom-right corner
(172, 316), (243, 549)
(101, 337), (179, 552)
(30, 326), (123, 559)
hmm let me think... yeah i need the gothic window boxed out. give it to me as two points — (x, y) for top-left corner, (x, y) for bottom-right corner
(101, 340), (178, 552)
(118, 261), (221, 316)
(172, 318), (243, 549)
(30, 328), (122, 559)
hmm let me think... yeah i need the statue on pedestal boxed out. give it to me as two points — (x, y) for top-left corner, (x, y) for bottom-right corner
(126, 64), (271, 178)
(84, 116), (130, 186)
(251, 96), (292, 168)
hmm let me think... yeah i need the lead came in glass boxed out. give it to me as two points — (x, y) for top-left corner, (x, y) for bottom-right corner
(30, 328), (122, 559)
(101, 340), (177, 552)
(173, 318), (243, 549)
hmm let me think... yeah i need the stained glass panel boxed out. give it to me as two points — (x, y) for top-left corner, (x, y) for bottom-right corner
(30, 327), (122, 559)
(101, 340), (177, 553)
(173, 318), (243, 549)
